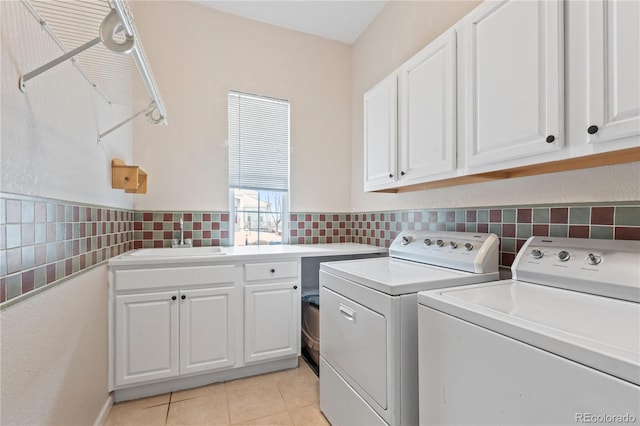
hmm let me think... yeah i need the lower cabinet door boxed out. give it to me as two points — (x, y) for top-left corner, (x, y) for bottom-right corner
(115, 291), (179, 387)
(179, 287), (236, 375)
(244, 282), (299, 363)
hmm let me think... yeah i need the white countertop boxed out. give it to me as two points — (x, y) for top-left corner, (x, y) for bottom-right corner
(108, 243), (387, 268)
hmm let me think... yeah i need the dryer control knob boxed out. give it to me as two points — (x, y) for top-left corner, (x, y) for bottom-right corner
(587, 253), (602, 265)
(401, 236), (412, 245)
(423, 238), (432, 246)
(530, 249), (543, 259)
(464, 243), (473, 251)
(450, 241), (458, 249)
(557, 250), (571, 262)
(436, 239), (444, 247)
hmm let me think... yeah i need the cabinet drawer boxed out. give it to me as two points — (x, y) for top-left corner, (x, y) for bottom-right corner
(115, 265), (235, 292)
(244, 261), (298, 282)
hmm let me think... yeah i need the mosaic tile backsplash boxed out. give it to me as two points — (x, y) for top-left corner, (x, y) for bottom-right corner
(2, 192), (639, 306)
(0, 194), (134, 304)
(133, 212), (231, 248)
(289, 204), (640, 268)
(289, 213), (352, 244)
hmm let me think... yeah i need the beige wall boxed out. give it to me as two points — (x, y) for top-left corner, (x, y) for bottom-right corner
(0, 266), (110, 426)
(350, 1), (640, 212)
(130, 1), (352, 213)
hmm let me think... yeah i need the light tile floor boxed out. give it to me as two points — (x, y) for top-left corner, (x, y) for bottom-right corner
(105, 359), (329, 426)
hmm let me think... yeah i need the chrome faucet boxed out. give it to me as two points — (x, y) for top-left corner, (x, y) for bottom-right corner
(172, 217), (192, 248)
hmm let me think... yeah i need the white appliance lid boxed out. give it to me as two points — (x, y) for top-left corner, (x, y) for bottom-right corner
(320, 257), (499, 295)
(418, 280), (640, 385)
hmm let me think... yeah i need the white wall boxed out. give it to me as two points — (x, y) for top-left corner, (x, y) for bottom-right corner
(0, 2), (133, 208)
(0, 266), (110, 426)
(130, 1), (352, 213)
(350, 1), (640, 212)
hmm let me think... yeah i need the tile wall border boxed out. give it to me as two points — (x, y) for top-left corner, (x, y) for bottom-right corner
(290, 202), (640, 269)
(0, 192), (134, 307)
(3, 192), (638, 308)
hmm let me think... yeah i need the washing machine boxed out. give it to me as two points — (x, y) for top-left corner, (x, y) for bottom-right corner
(418, 236), (640, 425)
(319, 230), (500, 426)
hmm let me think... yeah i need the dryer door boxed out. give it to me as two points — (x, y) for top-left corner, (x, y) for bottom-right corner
(321, 286), (388, 410)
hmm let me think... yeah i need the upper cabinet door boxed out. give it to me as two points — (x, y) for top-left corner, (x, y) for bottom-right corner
(586, 0), (640, 144)
(463, 0), (564, 168)
(398, 29), (457, 182)
(364, 73), (397, 191)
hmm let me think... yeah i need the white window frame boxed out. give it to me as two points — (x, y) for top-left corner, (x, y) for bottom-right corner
(227, 91), (290, 246)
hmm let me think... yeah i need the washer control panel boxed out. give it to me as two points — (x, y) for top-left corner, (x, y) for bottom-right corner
(527, 246), (605, 265)
(389, 231), (500, 274)
(514, 237), (640, 302)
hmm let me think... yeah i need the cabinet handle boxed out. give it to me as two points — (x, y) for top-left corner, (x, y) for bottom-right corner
(181, 295), (186, 300)
(400, 171), (406, 176)
(545, 135), (555, 143)
(388, 173), (393, 178)
(587, 125), (599, 135)
(171, 296), (177, 301)
(293, 285), (298, 290)
(270, 268), (275, 273)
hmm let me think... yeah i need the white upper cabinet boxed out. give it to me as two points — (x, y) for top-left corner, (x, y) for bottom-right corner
(364, 73), (398, 191)
(398, 29), (457, 182)
(585, 0), (640, 145)
(362, 0), (637, 193)
(462, 0), (564, 169)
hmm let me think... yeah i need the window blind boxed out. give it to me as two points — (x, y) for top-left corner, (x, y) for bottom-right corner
(228, 91), (290, 191)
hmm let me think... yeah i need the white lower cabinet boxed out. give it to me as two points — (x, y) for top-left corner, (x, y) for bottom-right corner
(243, 260), (301, 364)
(244, 282), (299, 363)
(111, 264), (238, 389)
(115, 291), (179, 387)
(179, 287), (235, 375)
(114, 285), (235, 388)
(110, 260), (301, 393)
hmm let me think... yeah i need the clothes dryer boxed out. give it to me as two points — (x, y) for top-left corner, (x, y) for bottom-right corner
(320, 231), (500, 425)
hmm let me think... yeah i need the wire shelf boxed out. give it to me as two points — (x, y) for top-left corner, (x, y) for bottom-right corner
(20, 0), (167, 140)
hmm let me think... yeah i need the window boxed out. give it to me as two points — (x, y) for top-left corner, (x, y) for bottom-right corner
(228, 91), (290, 246)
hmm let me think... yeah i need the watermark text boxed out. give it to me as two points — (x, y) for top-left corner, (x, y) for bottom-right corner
(576, 413), (637, 424)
